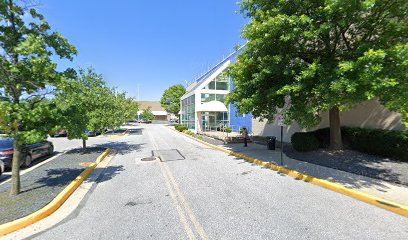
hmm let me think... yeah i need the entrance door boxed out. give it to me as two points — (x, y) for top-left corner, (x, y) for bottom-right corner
(202, 112), (217, 131)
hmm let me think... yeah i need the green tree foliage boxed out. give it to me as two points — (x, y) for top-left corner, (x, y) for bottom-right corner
(56, 67), (138, 149)
(229, 0), (408, 149)
(141, 107), (155, 121)
(0, 0), (77, 195)
(160, 84), (186, 115)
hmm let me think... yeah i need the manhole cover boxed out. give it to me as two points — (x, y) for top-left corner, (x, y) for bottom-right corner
(153, 149), (185, 162)
(141, 157), (156, 161)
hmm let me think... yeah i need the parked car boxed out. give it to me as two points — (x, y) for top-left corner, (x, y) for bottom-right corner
(0, 159), (4, 176)
(50, 129), (67, 137)
(85, 130), (101, 137)
(140, 119), (152, 124)
(0, 138), (54, 169)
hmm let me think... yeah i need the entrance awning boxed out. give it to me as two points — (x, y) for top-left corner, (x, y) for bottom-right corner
(197, 101), (228, 112)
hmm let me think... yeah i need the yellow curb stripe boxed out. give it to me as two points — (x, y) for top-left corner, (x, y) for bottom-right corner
(120, 129), (129, 136)
(0, 148), (111, 236)
(170, 128), (408, 218)
(111, 129), (129, 139)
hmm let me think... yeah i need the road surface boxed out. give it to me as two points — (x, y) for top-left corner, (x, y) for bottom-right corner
(32, 125), (408, 240)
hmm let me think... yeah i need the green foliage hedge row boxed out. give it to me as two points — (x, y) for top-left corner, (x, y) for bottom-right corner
(291, 127), (408, 161)
(291, 132), (320, 152)
(175, 124), (188, 132)
(342, 127), (408, 162)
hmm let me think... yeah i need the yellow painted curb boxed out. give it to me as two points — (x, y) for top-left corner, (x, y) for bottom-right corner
(111, 129), (129, 139)
(171, 128), (408, 218)
(0, 148), (111, 236)
(120, 129), (129, 136)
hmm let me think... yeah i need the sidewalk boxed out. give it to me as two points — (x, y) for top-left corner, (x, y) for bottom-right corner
(222, 143), (408, 206)
(0, 148), (105, 224)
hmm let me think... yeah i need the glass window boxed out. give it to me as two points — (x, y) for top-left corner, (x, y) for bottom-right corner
(216, 81), (228, 90)
(215, 94), (226, 103)
(201, 94), (215, 103)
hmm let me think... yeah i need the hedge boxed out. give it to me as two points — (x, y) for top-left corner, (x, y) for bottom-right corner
(290, 127), (408, 162)
(175, 124), (188, 132)
(342, 127), (408, 162)
(291, 132), (320, 152)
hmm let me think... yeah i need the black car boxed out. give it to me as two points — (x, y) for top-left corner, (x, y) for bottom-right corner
(0, 138), (54, 169)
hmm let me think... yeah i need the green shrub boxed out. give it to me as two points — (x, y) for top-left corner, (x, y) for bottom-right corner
(298, 126), (408, 161)
(175, 124), (188, 132)
(342, 127), (408, 162)
(183, 129), (195, 136)
(225, 128), (232, 133)
(291, 132), (319, 152)
(310, 128), (331, 148)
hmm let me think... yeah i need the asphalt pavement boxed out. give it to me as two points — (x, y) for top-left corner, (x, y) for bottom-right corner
(31, 124), (408, 240)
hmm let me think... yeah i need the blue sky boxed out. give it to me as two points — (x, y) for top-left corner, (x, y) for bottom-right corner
(39, 0), (247, 101)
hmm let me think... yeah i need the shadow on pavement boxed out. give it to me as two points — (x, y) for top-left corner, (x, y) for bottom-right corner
(92, 141), (144, 155)
(96, 165), (125, 183)
(226, 145), (400, 192)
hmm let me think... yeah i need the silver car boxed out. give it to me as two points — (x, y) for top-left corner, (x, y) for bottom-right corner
(0, 159), (4, 176)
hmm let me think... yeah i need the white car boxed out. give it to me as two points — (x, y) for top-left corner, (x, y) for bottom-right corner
(0, 159), (4, 176)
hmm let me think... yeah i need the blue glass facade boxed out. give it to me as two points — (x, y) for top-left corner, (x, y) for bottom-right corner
(229, 104), (252, 133)
(228, 50), (253, 133)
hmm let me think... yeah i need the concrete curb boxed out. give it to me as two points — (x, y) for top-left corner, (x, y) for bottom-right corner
(110, 129), (129, 139)
(120, 129), (129, 136)
(171, 128), (408, 218)
(0, 148), (111, 236)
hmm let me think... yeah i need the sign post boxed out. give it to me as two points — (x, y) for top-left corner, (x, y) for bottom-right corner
(276, 114), (284, 166)
(275, 96), (291, 166)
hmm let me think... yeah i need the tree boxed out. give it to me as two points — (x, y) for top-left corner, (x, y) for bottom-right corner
(160, 84), (186, 116)
(141, 107), (155, 121)
(56, 68), (139, 149)
(0, 0), (76, 195)
(228, 0), (408, 150)
(55, 68), (106, 149)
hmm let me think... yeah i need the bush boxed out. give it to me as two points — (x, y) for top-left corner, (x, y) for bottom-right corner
(291, 132), (319, 152)
(183, 129), (195, 136)
(309, 128), (331, 148)
(342, 127), (408, 162)
(225, 128), (232, 133)
(295, 127), (408, 161)
(175, 124), (188, 132)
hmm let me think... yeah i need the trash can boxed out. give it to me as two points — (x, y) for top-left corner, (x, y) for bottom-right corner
(266, 136), (276, 150)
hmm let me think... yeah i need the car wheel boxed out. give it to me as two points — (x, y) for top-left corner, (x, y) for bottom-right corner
(48, 145), (54, 155)
(23, 154), (32, 168)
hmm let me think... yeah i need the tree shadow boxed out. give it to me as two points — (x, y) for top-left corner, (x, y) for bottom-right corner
(104, 128), (128, 135)
(91, 141), (144, 155)
(284, 145), (407, 186)
(95, 165), (125, 183)
(22, 164), (125, 194)
(226, 147), (405, 194)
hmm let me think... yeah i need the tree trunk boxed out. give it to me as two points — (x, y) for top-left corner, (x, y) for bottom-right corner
(329, 106), (343, 150)
(82, 139), (86, 150)
(10, 140), (22, 196)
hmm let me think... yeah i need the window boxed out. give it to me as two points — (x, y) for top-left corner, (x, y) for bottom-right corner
(202, 72), (230, 91)
(181, 94), (195, 129)
(201, 94), (215, 103)
(215, 94), (226, 103)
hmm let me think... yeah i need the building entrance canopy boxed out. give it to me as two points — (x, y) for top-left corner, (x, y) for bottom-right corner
(196, 101), (228, 112)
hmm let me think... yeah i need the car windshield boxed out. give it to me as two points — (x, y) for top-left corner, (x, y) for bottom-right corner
(0, 138), (14, 150)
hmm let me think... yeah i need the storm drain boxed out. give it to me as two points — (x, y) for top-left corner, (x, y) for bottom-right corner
(141, 157), (157, 161)
(153, 149), (185, 162)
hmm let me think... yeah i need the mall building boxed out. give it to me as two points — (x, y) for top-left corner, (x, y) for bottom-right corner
(180, 48), (252, 133)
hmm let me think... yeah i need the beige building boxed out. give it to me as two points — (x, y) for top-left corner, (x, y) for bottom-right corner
(252, 99), (406, 142)
(137, 101), (169, 122)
